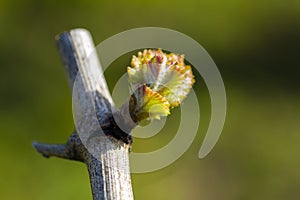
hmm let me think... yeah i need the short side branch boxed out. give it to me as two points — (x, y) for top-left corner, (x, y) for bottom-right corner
(33, 132), (84, 162)
(32, 142), (68, 158)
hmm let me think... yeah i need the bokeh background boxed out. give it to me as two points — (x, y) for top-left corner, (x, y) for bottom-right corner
(1, 0), (300, 199)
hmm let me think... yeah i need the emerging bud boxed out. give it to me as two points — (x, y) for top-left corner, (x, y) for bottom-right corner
(127, 49), (195, 122)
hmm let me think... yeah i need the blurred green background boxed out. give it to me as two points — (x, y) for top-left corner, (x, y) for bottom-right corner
(1, 0), (300, 199)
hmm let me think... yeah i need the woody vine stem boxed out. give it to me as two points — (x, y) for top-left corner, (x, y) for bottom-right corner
(33, 28), (194, 200)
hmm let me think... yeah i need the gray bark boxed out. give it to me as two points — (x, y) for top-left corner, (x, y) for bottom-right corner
(33, 29), (134, 200)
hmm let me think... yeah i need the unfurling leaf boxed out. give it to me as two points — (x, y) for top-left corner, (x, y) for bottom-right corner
(129, 84), (170, 122)
(127, 49), (195, 122)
